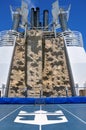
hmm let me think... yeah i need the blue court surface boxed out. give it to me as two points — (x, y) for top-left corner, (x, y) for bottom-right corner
(0, 103), (86, 130)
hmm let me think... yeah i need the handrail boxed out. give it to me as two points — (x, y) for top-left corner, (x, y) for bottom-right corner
(0, 30), (23, 46)
(57, 31), (83, 47)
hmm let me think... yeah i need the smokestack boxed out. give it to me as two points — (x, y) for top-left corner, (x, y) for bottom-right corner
(12, 10), (20, 31)
(43, 10), (49, 30)
(34, 11), (37, 27)
(59, 8), (68, 31)
(30, 7), (41, 29)
(36, 7), (40, 28)
(39, 22), (42, 29)
(31, 8), (35, 29)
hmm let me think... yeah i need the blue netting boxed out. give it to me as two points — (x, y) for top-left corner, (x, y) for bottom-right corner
(0, 97), (86, 104)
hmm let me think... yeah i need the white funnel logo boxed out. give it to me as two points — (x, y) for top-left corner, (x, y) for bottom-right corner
(14, 109), (68, 126)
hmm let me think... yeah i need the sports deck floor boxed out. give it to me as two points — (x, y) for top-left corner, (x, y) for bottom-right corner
(0, 104), (86, 130)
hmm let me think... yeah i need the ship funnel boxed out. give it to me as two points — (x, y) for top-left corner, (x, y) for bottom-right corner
(31, 8), (35, 28)
(31, 7), (40, 29)
(36, 7), (40, 28)
(43, 10), (49, 30)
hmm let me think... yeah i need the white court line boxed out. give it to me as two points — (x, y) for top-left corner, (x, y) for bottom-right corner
(58, 105), (86, 124)
(0, 105), (24, 122)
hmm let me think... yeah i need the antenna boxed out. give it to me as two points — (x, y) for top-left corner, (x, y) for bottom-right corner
(67, 4), (71, 21)
(21, 0), (29, 26)
(10, 5), (13, 20)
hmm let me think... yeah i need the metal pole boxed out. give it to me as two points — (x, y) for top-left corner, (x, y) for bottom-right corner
(66, 87), (68, 97)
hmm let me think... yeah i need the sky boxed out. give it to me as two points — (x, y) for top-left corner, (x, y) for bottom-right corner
(0, 0), (86, 50)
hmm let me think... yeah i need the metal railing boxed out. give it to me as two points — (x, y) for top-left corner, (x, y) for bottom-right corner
(58, 31), (83, 47)
(0, 82), (6, 97)
(0, 30), (23, 46)
(74, 86), (86, 96)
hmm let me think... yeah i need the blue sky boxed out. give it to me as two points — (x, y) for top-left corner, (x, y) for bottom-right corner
(0, 0), (86, 50)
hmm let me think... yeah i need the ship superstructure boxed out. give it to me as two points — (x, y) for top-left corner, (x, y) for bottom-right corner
(62, 31), (86, 96)
(0, 0), (86, 97)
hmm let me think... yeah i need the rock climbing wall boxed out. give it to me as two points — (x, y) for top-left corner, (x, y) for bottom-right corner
(26, 30), (72, 97)
(43, 37), (71, 96)
(8, 30), (72, 97)
(26, 30), (43, 97)
(8, 38), (26, 97)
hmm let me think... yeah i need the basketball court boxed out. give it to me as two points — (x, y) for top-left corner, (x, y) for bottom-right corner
(0, 103), (86, 130)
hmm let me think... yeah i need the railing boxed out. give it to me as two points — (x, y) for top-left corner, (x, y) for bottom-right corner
(0, 30), (23, 46)
(58, 31), (83, 47)
(0, 85), (86, 97)
(74, 86), (86, 96)
(0, 82), (6, 97)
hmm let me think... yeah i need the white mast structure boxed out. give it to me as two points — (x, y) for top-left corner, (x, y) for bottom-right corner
(52, 0), (71, 37)
(10, 0), (29, 37)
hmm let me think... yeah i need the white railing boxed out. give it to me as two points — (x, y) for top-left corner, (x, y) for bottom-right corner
(58, 31), (83, 47)
(0, 30), (23, 46)
(0, 82), (6, 97)
(74, 86), (86, 96)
